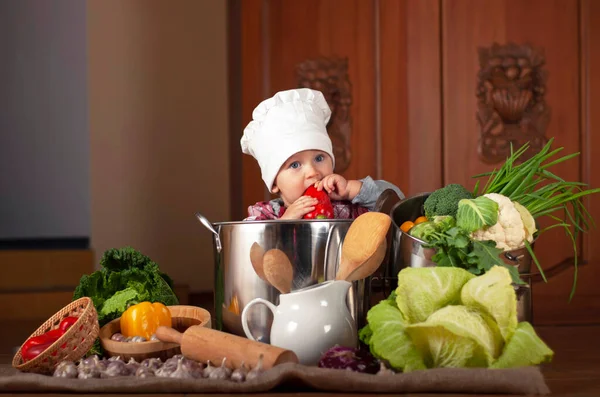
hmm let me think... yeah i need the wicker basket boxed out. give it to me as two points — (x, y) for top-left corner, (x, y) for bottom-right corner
(12, 297), (100, 375)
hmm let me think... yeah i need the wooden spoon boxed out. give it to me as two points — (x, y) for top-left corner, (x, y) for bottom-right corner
(262, 249), (294, 294)
(250, 242), (266, 280)
(335, 212), (392, 282)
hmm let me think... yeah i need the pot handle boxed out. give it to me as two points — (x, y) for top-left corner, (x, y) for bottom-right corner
(241, 298), (277, 342)
(195, 212), (222, 253)
(530, 256), (588, 283)
(374, 189), (403, 215)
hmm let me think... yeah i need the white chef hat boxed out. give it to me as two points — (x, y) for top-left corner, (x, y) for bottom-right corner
(241, 88), (335, 192)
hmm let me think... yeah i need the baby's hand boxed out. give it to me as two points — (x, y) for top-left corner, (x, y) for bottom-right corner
(280, 196), (318, 220)
(316, 174), (350, 201)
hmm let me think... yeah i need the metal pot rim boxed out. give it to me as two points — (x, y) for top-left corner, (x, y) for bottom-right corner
(213, 219), (354, 226)
(392, 192), (539, 253)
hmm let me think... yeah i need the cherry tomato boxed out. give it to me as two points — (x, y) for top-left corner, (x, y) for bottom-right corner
(400, 221), (415, 233)
(414, 216), (428, 225)
(58, 316), (79, 333)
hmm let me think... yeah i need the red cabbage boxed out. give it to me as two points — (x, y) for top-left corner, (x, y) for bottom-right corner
(318, 345), (379, 374)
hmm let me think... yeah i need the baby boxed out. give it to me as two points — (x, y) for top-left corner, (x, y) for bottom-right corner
(241, 88), (404, 221)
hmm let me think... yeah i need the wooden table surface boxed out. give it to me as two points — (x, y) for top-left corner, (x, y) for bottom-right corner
(1, 324), (598, 396)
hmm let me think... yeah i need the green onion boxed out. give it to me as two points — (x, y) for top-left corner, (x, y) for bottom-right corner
(474, 138), (600, 297)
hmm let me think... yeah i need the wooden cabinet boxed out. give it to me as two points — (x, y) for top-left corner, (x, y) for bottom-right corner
(230, 0), (600, 324)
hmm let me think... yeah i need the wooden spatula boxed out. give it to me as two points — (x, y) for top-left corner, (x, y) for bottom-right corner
(335, 212), (392, 282)
(262, 249), (294, 294)
(155, 325), (298, 370)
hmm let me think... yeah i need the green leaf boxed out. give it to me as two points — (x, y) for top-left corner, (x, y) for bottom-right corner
(395, 267), (475, 324)
(358, 324), (373, 345)
(72, 247), (179, 328)
(456, 197), (499, 233)
(405, 305), (503, 368)
(365, 300), (426, 372)
(98, 287), (148, 324)
(409, 221), (438, 241)
(460, 266), (518, 342)
(100, 246), (155, 271)
(471, 240), (524, 285)
(491, 322), (554, 368)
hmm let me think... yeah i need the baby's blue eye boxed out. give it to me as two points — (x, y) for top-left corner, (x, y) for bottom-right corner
(289, 161), (300, 169)
(315, 154), (324, 162)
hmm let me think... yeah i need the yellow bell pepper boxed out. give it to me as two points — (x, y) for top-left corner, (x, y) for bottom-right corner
(120, 301), (172, 340)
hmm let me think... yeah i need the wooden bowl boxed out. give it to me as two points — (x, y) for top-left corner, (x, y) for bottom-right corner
(12, 297), (100, 374)
(99, 305), (211, 362)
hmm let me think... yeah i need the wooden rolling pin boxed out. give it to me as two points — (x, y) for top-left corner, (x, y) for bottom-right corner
(155, 325), (298, 370)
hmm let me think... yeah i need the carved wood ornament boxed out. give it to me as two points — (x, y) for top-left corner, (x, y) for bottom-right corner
(477, 43), (551, 163)
(296, 57), (353, 172)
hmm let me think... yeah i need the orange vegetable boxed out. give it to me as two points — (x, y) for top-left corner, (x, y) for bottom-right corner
(414, 216), (428, 225)
(120, 301), (172, 340)
(400, 221), (415, 233)
(228, 295), (240, 315)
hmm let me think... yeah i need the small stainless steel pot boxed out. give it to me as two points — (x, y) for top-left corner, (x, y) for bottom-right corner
(389, 193), (534, 323)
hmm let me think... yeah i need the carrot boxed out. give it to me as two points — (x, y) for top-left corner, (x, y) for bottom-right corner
(400, 221), (415, 233)
(414, 216), (428, 225)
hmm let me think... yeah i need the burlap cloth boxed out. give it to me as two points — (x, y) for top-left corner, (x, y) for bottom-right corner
(0, 363), (549, 394)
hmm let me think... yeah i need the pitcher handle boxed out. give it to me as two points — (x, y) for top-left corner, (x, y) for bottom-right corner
(241, 298), (277, 341)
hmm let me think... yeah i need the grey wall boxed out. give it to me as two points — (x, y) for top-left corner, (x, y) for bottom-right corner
(0, 0), (89, 240)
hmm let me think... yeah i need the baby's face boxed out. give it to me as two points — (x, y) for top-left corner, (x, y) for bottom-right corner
(272, 150), (333, 207)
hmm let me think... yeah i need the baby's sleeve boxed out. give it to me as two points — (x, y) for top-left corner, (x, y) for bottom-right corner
(351, 176), (405, 211)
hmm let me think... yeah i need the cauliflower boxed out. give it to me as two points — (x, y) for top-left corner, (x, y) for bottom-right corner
(471, 193), (534, 251)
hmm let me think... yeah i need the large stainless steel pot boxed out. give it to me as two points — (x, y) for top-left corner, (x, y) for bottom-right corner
(197, 214), (390, 343)
(389, 193), (534, 323)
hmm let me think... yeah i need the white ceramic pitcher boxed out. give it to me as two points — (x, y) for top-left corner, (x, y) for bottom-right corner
(241, 280), (357, 365)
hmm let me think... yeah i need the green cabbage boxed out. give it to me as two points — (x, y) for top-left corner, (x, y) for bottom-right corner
(460, 266), (518, 342)
(73, 246), (179, 326)
(406, 305), (502, 367)
(491, 322), (554, 368)
(456, 196), (499, 232)
(363, 300), (426, 372)
(395, 267), (475, 323)
(360, 266), (553, 372)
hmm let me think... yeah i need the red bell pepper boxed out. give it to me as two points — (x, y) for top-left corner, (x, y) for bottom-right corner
(20, 316), (78, 362)
(58, 316), (79, 333)
(21, 341), (56, 362)
(302, 185), (334, 219)
(21, 332), (61, 362)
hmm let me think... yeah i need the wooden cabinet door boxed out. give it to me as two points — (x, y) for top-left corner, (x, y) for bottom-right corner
(235, 0), (442, 214)
(442, 0), (599, 324)
(234, 0), (600, 324)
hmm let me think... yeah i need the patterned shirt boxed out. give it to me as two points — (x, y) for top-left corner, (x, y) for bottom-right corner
(244, 176), (404, 221)
(246, 199), (369, 221)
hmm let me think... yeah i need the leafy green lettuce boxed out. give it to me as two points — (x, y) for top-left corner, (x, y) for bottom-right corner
(360, 266), (553, 372)
(73, 247), (179, 326)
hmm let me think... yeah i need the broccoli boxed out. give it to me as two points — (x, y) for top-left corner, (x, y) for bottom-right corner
(424, 184), (473, 218)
